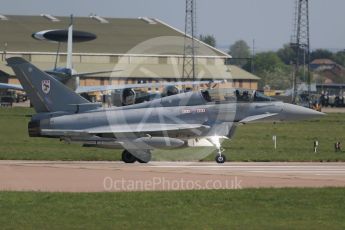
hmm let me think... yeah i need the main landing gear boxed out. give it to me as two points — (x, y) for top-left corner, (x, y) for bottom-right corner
(121, 149), (152, 163)
(215, 148), (226, 164)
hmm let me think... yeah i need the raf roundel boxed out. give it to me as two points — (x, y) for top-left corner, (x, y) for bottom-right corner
(41, 80), (51, 94)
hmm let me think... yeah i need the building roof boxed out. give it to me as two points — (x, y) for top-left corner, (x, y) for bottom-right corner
(0, 59), (259, 80)
(228, 65), (260, 80)
(310, 59), (336, 65)
(0, 15), (229, 57)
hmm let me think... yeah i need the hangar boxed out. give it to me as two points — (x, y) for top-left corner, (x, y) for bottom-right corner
(0, 14), (259, 93)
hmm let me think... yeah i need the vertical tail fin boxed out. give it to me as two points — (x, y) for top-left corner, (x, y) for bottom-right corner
(7, 57), (98, 113)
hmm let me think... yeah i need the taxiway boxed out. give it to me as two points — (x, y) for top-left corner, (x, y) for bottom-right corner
(1, 161), (345, 192)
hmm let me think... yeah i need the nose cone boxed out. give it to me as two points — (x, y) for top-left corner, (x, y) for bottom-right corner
(281, 103), (325, 121)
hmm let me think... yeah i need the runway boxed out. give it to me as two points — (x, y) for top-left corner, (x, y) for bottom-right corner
(1, 161), (345, 192)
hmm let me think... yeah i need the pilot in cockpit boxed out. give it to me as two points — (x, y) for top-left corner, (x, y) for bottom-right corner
(202, 90), (212, 102)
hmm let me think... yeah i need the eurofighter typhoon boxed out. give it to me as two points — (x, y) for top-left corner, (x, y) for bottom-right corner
(7, 57), (324, 164)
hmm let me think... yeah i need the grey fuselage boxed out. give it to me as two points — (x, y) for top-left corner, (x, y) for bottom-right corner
(7, 57), (324, 153)
(31, 90), (320, 147)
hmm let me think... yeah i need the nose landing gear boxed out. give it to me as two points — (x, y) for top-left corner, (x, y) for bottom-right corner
(208, 136), (227, 164)
(215, 148), (226, 164)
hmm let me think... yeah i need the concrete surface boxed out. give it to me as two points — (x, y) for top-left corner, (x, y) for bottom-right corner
(1, 161), (345, 192)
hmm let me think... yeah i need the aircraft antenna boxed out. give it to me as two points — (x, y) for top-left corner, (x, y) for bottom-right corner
(182, 0), (198, 86)
(290, 0), (311, 104)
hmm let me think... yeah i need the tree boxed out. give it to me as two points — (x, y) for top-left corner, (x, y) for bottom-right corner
(250, 52), (291, 90)
(199, 34), (216, 47)
(277, 44), (296, 65)
(334, 51), (345, 66)
(228, 40), (251, 67)
(310, 49), (334, 62)
(253, 52), (286, 73)
(258, 68), (292, 90)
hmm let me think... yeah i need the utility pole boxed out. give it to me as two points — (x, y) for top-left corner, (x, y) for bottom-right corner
(290, 0), (310, 104)
(182, 0), (197, 85)
(251, 39), (255, 74)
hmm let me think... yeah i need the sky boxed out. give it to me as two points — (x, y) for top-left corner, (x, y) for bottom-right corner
(1, 0), (345, 52)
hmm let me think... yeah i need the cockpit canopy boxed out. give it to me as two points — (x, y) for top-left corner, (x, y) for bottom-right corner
(120, 88), (277, 109)
(201, 88), (276, 103)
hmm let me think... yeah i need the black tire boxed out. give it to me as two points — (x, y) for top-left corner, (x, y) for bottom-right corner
(122, 150), (137, 163)
(215, 154), (226, 164)
(137, 158), (150, 164)
(136, 151), (152, 164)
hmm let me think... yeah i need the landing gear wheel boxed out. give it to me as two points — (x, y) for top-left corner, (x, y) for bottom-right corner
(136, 151), (152, 164)
(137, 157), (151, 164)
(215, 154), (226, 164)
(122, 150), (136, 163)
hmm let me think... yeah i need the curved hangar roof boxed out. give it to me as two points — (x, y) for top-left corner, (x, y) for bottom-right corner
(0, 15), (229, 57)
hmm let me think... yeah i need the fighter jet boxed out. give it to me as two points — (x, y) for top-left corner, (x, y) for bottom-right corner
(7, 57), (324, 164)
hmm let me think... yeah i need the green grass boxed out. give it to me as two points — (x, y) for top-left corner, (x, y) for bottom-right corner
(0, 188), (345, 229)
(0, 107), (120, 161)
(0, 107), (345, 162)
(219, 112), (345, 162)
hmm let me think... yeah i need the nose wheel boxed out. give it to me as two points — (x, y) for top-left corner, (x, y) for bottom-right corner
(207, 136), (228, 164)
(215, 154), (226, 164)
(215, 148), (226, 164)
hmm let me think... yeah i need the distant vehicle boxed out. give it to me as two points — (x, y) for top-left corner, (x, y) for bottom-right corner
(16, 93), (28, 103)
(320, 94), (345, 108)
(293, 93), (324, 112)
(0, 95), (14, 107)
